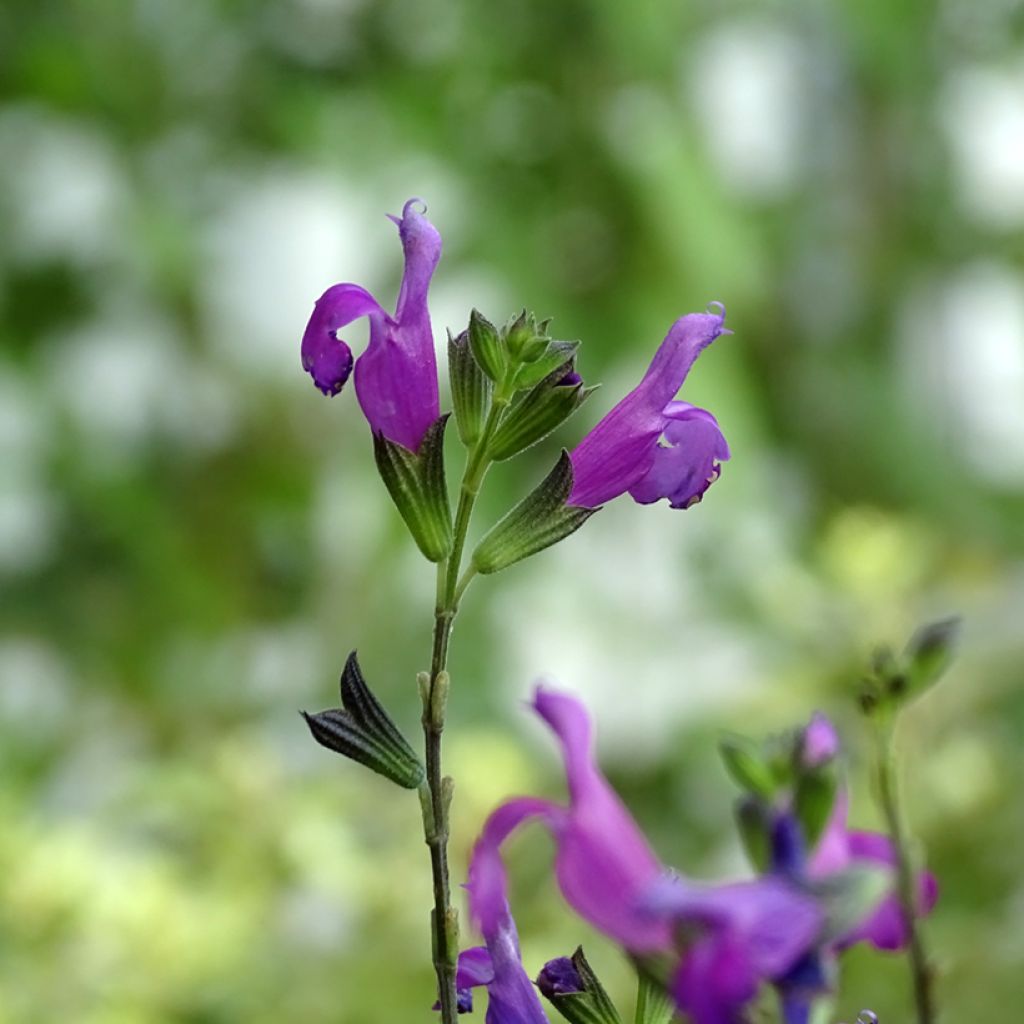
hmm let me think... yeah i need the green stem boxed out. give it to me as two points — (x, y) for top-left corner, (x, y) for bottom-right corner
(421, 396), (507, 1024)
(874, 721), (935, 1024)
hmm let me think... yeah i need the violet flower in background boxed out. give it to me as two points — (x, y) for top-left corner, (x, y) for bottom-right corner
(467, 688), (821, 1024)
(793, 714), (938, 953)
(568, 305), (730, 509)
(300, 199), (442, 451)
(451, 801), (552, 1023)
(766, 716), (938, 1023)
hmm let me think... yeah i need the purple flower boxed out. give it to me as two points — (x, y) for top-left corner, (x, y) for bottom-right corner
(448, 800), (552, 1023)
(807, 792), (938, 952)
(300, 198), (442, 451)
(568, 306), (730, 509)
(467, 688), (821, 1024)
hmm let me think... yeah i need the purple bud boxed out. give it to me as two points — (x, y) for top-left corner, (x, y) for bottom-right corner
(800, 713), (839, 768)
(536, 957), (585, 998)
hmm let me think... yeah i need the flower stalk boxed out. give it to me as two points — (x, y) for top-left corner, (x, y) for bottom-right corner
(872, 720), (935, 1024)
(421, 389), (509, 1024)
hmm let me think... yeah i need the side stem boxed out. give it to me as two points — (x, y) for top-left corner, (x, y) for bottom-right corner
(874, 723), (935, 1024)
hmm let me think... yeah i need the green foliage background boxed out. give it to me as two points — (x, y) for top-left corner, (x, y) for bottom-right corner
(1, 1), (1022, 1020)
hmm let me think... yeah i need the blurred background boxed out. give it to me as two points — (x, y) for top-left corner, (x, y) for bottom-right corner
(1, 0), (1023, 1020)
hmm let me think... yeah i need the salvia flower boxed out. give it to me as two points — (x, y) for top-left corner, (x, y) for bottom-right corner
(300, 198), (442, 451)
(788, 714), (938, 953)
(767, 716), (938, 1021)
(467, 688), (821, 1024)
(568, 306), (730, 509)
(447, 799), (552, 1023)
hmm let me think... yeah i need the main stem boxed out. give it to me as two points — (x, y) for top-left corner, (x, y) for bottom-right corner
(423, 399), (507, 1024)
(875, 723), (935, 1024)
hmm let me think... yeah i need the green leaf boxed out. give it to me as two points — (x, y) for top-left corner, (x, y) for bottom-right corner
(719, 735), (778, 798)
(302, 652), (425, 788)
(468, 308), (507, 382)
(373, 415), (453, 562)
(448, 329), (492, 446)
(794, 763), (839, 848)
(472, 452), (597, 574)
(488, 372), (594, 462)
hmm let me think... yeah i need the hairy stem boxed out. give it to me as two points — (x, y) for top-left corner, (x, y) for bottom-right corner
(422, 397), (507, 1024)
(874, 723), (935, 1024)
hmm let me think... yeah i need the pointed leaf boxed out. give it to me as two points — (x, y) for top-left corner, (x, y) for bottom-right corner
(373, 415), (453, 562)
(448, 330), (492, 446)
(472, 452), (596, 574)
(468, 309), (507, 383)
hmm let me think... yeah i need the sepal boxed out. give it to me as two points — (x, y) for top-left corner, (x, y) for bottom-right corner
(488, 367), (593, 461)
(373, 415), (453, 562)
(513, 340), (580, 390)
(735, 796), (772, 874)
(901, 616), (960, 702)
(471, 452), (596, 574)
(538, 947), (624, 1024)
(793, 760), (839, 849)
(634, 972), (675, 1024)
(302, 652), (425, 789)
(719, 734), (778, 799)
(448, 330), (492, 446)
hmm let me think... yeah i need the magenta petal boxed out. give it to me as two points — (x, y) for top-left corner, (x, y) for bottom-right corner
(568, 309), (727, 508)
(808, 792), (852, 877)
(673, 933), (760, 1024)
(628, 402), (730, 509)
(568, 403), (664, 507)
(646, 877), (822, 978)
(531, 687), (670, 951)
(639, 309), (729, 409)
(456, 946), (496, 988)
(800, 713), (839, 768)
(839, 832), (938, 951)
(466, 798), (555, 1024)
(301, 284), (384, 396)
(354, 201), (442, 451)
